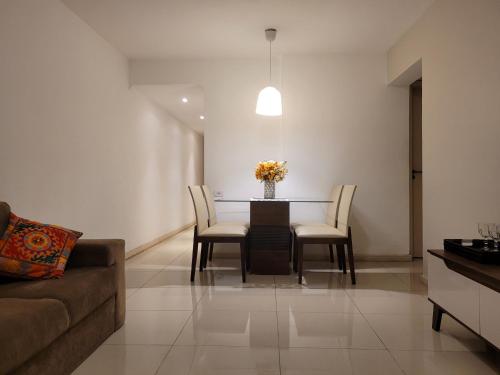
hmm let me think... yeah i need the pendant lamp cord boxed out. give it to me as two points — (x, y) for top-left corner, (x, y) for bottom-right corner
(269, 40), (272, 82)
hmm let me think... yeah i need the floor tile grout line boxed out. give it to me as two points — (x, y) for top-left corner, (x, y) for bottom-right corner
(343, 273), (411, 375)
(169, 277), (210, 348)
(130, 230), (202, 375)
(392, 272), (428, 293)
(159, 304), (195, 359)
(152, 343), (407, 350)
(127, 309), (204, 312)
(152, 345), (174, 375)
(101, 343), (171, 347)
(273, 276), (282, 375)
(100, 343), (483, 352)
(125, 287), (140, 300)
(148, 231), (198, 375)
(358, 312), (433, 316)
(139, 268), (163, 288)
(385, 346), (409, 375)
(164, 248), (191, 268)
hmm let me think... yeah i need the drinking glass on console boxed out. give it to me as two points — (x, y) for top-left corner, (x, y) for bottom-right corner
(488, 223), (500, 251)
(478, 223), (491, 250)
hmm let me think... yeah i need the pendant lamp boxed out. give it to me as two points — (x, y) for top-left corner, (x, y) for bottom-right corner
(256, 28), (282, 116)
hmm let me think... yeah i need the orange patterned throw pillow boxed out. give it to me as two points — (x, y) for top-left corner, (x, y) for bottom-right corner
(0, 213), (82, 279)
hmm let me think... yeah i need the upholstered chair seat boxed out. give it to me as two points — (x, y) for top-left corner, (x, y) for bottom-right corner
(200, 224), (248, 237)
(295, 224), (345, 238)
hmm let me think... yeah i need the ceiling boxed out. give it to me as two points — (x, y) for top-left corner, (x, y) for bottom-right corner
(134, 84), (205, 133)
(63, 0), (434, 59)
(63, 0), (434, 132)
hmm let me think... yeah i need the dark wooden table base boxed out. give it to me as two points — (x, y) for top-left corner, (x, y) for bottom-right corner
(250, 201), (290, 275)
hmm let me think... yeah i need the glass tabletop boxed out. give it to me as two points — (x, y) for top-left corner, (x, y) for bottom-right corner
(215, 198), (333, 203)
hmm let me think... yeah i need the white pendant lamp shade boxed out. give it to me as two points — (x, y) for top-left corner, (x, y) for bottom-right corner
(256, 86), (282, 116)
(256, 28), (282, 117)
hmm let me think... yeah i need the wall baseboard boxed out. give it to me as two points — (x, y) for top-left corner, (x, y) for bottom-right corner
(354, 254), (413, 262)
(125, 222), (195, 260)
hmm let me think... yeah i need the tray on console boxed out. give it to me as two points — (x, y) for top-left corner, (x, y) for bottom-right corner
(444, 239), (500, 264)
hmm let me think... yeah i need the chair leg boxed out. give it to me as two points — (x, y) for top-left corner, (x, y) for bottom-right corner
(297, 241), (304, 284)
(203, 242), (210, 268)
(245, 236), (252, 272)
(240, 240), (247, 283)
(200, 242), (208, 272)
(342, 248), (347, 274)
(336, 244), (345, 272)
(208, 242), (214, 261)
(293, 233), (298, 273)
(328, 244), (335, 263)
(347, 227), (356, 284)
(190, 239), (199, 282)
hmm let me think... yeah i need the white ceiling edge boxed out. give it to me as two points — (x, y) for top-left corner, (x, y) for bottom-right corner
(388, 59), (422, 87)
(62, 0), (436, 60)
(134, 84), (206, 133)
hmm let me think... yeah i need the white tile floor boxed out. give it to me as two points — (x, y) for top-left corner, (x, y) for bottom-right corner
(74, 229), (499, 375)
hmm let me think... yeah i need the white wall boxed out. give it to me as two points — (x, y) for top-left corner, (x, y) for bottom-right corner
(388, 0), (500, 272)
(0, 0), (204, 252)
(131, 55), (410, 257)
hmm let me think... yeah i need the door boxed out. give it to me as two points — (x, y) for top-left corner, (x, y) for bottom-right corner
(410, 79), (423, 258)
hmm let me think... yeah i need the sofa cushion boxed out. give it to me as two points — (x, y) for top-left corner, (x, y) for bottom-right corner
(0, 298), (70, 374)
(0, 212), (83, 279)
(0, 267), (116, 327)
(0, 202), (10, 238)
(68, 239), (124, 268)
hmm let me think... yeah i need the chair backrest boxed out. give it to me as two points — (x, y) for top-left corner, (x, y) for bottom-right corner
(0, 202), (11, 238)
(188, 186), (209, 234)
(337, 185), (357, 236)
(325, 185), (343, 227)
(201, 185), (217, 226)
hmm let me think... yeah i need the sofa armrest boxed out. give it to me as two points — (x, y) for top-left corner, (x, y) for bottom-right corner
(67, 239), (126, 330)
(68, 239), (125, 268)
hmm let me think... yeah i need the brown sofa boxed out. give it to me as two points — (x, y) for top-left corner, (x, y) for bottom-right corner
(0, 202), (125, 375)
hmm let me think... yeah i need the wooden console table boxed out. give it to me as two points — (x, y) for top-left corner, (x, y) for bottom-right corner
(428, 249), (500, 349)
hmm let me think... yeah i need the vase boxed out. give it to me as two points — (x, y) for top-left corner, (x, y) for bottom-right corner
(264, 180), (276, 199)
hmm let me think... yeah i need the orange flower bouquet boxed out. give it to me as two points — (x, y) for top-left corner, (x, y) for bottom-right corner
(255, 160), (288, 198)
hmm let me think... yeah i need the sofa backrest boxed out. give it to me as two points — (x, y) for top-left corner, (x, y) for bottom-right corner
(0, 202), (11, 238)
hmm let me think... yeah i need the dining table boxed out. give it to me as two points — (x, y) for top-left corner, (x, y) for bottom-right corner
(215, 198), (332, 275)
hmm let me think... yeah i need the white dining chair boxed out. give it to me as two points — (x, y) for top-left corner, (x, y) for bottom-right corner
(293, 185), (344, 270)
(188, 186), (248, 282)
(202, 185), (219, 227)
(201, 185), (249, 262)
(294, 185), (357, 284)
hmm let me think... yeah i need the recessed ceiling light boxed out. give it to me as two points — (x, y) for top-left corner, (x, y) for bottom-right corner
(181, 97), (188, 103)
(199, 115), (205, 120)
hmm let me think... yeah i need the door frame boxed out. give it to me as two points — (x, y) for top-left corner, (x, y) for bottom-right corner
(409, 78), (422, 258)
